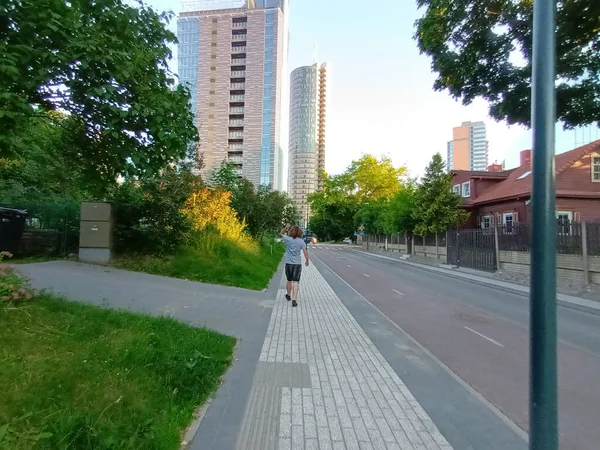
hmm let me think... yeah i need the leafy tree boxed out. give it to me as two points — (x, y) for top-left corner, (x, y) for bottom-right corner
(382, 183), (418, 235)
(209, 160), (241, 193)
(354, 200), (388, 235)
(412, 153), (469, 235)
(0, 113), (92, 204)
(415, 0), (600, 128)
(344, 155), (406, 203)
(108, 165), (204, 254)
(1, 0), (198, 185)
(209, 164), (298, 238)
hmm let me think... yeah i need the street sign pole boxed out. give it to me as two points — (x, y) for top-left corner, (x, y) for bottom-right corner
(530, 0), (558, 449)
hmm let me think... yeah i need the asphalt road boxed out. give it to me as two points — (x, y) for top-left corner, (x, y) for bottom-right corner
(310, 245), (600, 450)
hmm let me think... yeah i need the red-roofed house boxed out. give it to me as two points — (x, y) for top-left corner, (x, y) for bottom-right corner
(451, 141), (600, 230)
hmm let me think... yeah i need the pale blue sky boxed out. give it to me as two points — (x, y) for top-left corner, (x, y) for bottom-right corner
(145, 0), (599, 178)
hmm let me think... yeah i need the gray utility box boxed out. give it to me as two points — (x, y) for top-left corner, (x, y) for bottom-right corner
(79, 202), (114, 264)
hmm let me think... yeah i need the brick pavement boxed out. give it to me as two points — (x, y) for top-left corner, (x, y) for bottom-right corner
(237, 259), (453, 450)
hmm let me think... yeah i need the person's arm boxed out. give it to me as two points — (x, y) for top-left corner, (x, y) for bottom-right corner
(280, 224), (290, 237)
(303, 247), (309, 266)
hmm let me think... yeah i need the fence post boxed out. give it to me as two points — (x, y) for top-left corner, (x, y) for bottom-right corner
(494, 225), (501, 272)
(423, 235), (426, 257)
(582, 222), (589, 285)
(435, 234), (439, 260)
(385, 235), (388, 251)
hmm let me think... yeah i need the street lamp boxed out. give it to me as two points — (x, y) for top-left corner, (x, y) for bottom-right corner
(529, 0), (558, 449)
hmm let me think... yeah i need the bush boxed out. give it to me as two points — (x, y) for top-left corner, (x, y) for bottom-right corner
(108, 167), (203, 255)
(0, 254), (40, 304)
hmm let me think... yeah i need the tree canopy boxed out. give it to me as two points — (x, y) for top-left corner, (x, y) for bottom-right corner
(1, 0), (198, 185)
(415, 0), (600, 129)
(412, 153), (468, 235)
(309, 155), (409, 241)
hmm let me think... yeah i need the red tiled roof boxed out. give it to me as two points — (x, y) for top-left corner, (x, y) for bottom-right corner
(473, 140), (600, 205)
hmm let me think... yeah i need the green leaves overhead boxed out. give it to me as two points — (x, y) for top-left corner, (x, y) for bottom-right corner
(415, 0), (600, 129)
(1, 0), (198, 184)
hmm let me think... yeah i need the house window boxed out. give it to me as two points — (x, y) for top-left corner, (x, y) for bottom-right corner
(593, 156), (600, 182)
(452, 184), (460, 195)
(503, 212), (515, 232)
(557, 211), (573, 235)
(461, 181), (471, 197)
(481, 215), (491, 229)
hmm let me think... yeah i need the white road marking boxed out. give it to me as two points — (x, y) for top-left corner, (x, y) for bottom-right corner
(364, 274), (370, 278)
(393, 289), (404, 296)
(464, 326), (504, 348)
(347, 265), (351, 268)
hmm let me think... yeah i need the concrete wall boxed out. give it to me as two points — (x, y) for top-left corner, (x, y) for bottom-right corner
(499, 250), (600, 285)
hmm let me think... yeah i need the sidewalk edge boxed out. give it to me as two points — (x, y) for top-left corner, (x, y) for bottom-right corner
(353, 249), (600, 312)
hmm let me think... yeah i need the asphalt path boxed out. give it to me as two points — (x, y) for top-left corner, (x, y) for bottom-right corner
(310, 244), (600, 450)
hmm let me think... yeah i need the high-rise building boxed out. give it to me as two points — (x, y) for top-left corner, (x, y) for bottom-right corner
(288, 62), (329, 229)
(446, 121), (489, 171)
(177, 0), (288, 190)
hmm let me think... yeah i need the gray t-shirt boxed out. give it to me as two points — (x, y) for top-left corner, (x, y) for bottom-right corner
(283, 235), (306, 265)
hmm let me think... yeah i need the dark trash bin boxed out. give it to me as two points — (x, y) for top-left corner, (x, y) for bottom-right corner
(0, 207), (28, 256)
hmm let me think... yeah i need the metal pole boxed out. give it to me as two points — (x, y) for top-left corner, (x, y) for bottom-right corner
(530, 0), (558, 448)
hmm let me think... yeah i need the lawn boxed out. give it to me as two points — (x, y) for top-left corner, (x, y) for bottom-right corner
(113, 238), (285, 291)
(0, 282), (236, 449)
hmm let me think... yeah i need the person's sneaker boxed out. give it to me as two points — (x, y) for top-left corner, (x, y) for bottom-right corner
(292, 300), (297, 307)
(285, 294), (291, 301)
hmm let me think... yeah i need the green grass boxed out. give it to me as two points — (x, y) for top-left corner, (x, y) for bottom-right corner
(0, 296), (236, 450)
(113, 237), (285, 291)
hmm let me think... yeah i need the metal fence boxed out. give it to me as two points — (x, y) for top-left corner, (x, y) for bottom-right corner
(498, 221), (600, 256)
(0, 203), (80, 257)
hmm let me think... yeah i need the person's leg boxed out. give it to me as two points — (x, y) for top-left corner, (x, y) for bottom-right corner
(291, 265), (301, 307)
(285, 265), (292, 301)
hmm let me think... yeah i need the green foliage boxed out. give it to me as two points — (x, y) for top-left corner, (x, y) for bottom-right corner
(309, 155), (407, 241)
(344, 155), (406, 203)
(108, 166), (203, 255)
(114, 232), (285, 291)
(0, 113), (92, 203)
(0, 263), (39, 304)
(210, 165), (299, 238)
(1, 0), (198, 184)
(412, 153), (469, 235)
(0, 290), (235, 449)
(382, 183), (418, 235)
(415, 0), (600, 128)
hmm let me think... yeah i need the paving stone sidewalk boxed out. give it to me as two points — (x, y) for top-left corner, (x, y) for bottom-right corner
(236, 259), (453, 450)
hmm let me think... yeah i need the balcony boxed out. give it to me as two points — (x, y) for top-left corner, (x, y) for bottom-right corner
(230, 94), (245, 102)
(231, 46), (246, 53)
(230, 106), (245, 114)
(232, 34), (247, 42)
(228, 145), (243, 153)
(231, 58), (246, 65)
(232, 22), (247, 29)
(228, 156), (243, 164)
(230, 82), (245, 89)
(229, 131), (244, 139)
(229, 119), (244, 126)
(231, 70), (246, 77)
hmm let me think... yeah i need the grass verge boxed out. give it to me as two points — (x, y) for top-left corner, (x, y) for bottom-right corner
(0, 285), (236, 449)
(113, 237), (285, 291)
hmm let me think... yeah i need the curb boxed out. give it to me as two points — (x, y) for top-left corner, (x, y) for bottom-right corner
(353, 249), (600, 313)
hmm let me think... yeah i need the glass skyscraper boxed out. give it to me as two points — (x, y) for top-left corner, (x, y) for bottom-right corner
(177, 0), (287, 190)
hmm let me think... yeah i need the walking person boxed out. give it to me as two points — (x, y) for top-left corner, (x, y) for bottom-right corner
(280, 224), (309, 307)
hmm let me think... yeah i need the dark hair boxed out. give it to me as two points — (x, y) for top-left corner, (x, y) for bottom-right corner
(289, 225), (303, 239)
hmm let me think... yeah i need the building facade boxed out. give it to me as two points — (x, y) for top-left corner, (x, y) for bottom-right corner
(177, 0), (287, 190)
(447, 121), (489, 171)
(288, 62), (329, 229)
(451, 142), (600, 229)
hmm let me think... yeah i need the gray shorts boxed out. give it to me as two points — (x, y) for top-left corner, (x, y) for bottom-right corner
(285, 264), (302, 282)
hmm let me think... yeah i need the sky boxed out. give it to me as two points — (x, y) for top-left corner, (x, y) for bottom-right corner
(143, 0), (600, 180)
